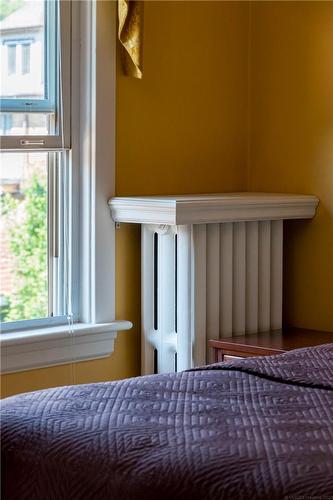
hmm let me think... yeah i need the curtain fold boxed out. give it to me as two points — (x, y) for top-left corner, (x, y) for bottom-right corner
(118, 0), (143, 79)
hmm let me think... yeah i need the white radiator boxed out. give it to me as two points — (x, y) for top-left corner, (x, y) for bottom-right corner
(142, 220), (283, 373)
(108, 193), (319, 374)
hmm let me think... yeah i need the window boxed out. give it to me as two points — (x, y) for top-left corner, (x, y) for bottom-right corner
(1, 1), (128, 374)
(0, 0), (69, 146)
(5, 41), (32, 77)
(21, 43), (31, 74)
(7, 44), (16, 75)
(0, 0), (72, 329)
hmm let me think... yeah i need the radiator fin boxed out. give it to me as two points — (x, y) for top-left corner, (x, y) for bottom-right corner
(142, 221), (283, 374)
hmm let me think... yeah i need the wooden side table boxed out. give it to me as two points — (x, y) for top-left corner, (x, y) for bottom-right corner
(208, 327), (333, 363)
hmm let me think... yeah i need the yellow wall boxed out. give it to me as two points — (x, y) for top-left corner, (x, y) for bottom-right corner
(249, 1), (333, 331)
(116, 1), (248, 196)
(1, 1), (249, 398)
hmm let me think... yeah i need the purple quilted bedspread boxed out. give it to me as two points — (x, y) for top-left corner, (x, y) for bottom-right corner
(2, 344), (333, 499)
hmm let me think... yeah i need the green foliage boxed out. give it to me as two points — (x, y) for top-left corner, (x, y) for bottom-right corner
(0, 0), (24, 21)
(1, 176), (48, 322)
(0, 296), (11, 322)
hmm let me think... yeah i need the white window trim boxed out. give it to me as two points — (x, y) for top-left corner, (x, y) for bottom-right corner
(1, 321), (132, 374)
(0, 0), (132, 374)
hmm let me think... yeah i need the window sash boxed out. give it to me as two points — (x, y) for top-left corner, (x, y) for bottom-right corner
(0, 0), (71, 151)
(0, 150), (74, 333)
(0, 0), (73, 332)
(1, 1), (56, 113)
(1, 135), (69, 151)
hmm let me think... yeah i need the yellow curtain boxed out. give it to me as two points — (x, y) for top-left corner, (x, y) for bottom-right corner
(118, 0), (143, 79)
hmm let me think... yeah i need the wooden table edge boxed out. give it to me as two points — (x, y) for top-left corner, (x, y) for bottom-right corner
(208, 339), (286, 357)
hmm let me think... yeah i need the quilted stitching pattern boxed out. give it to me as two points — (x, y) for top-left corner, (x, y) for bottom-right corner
(192, 343), (333, 390)
(2, 344), (333, 499)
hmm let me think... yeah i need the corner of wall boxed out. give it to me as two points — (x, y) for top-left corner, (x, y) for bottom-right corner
(246, 0), (252, 191)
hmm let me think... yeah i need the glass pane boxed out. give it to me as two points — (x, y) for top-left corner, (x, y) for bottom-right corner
(0, 0), (45, 100)
(7, 44), (16, 75)
(0, 112), (53, 135)
(21, 43), (31, 74)
(0, 152), (48, 322)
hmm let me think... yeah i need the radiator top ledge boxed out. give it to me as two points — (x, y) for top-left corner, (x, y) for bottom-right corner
(108, 192), (319, 226)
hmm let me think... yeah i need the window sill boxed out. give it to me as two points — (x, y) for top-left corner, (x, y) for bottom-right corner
(0, 320), (132, 374)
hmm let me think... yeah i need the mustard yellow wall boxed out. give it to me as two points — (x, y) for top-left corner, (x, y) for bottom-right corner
(116, 1), (248, 196)
(249, 1), (333, 331)
(1, 1), (249, 398)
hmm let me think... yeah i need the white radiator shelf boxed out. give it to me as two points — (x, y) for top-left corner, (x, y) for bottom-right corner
(109, 193), (319, 374)
(109, 192), (318, 225)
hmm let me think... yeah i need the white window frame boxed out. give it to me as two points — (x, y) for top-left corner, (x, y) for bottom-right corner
(1, 0), (132, 374)
(1, 0), (72, 331)
(0, 0), (70, 150)
(2, 149), (74, 333)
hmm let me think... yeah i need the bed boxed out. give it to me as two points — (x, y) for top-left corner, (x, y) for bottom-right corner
(2, 344), (333, 499)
